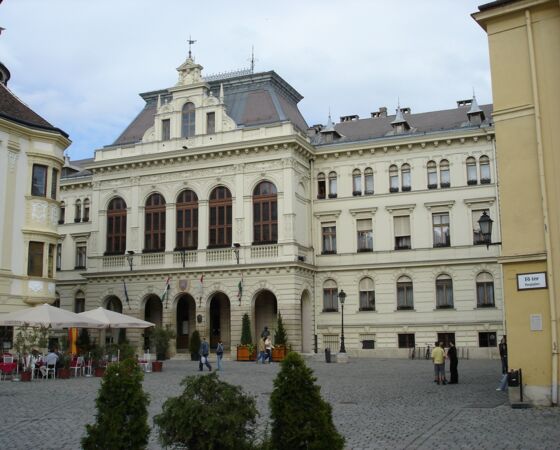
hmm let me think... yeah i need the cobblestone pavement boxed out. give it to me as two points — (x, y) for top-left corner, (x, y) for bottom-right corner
(1, 357), (559, 449)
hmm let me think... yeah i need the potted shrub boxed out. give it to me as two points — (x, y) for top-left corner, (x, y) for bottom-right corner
(91, 345), (106, 377)
(57, 353), (71, 379)
(152, 326), (176, 372)
(272, 313), (288, 362)
(189, 330), (201, 361)
(236, 313), (255, 361)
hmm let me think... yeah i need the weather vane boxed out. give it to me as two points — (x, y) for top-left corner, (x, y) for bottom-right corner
(248, 45), (258, 73)
(187, 35), (197, 59)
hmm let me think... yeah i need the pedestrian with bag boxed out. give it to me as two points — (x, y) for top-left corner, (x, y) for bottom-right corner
(198, 337), (212, 372)
(264, 335), (273, 364)
(216, 338), (224, 371)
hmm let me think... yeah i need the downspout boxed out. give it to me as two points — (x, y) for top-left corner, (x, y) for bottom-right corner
(309, 157), (318, 350)
(525, 9), (558, 405)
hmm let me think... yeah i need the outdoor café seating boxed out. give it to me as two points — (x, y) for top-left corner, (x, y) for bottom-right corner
(0, 353), (17, 380)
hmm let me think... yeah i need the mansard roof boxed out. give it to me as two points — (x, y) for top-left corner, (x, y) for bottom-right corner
(310, 103), (493, 146)
(112, 70), (308, 146)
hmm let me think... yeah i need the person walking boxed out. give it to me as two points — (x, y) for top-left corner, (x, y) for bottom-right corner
(216, 338), (224, 371)
(431, 342), (446, 385)
(261, 326), (270, 340)
(256, 337), (266, 364)
(499, 336), (508, 374)
(198, 337), (212, 372)
(447, 342), (459, 384)
(264, 335), (273, 363)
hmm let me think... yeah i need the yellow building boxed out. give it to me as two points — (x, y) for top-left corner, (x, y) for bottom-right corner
(473, 0), (560, 405)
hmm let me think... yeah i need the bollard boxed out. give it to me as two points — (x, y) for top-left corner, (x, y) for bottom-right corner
(325, 348), (331, 363)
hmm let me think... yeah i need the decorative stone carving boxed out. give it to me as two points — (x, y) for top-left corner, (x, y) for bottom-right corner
(48, 283), (55, 295)
(8, 151), (18, 172)
(31, 202), (48, 223)
(28, 280), (43, 293)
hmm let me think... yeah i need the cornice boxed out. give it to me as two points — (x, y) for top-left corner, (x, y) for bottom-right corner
(0, 117), (71, 149)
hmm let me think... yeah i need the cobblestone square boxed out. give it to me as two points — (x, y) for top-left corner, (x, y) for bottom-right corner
(0, 357), (559, 449)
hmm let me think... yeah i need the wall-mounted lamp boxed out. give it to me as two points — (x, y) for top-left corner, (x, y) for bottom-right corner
(478, 211), (502, 249)
(182, 145), (188, 150)
(126, 250), (135, 271)
(233, 243), (241, 265)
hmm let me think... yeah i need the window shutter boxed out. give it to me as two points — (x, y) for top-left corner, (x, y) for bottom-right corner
(394, 216), (410, 237)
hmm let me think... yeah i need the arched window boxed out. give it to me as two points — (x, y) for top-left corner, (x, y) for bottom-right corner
(145, 193), (166, 252)
(106, 296), (123, 313)
(106, 197), (127, 255)
(59, 201), (65, 224)
(328, 171), (337, 198)
(427, 161), (437, 189)
(83, 198), (90, 222)
(480, 155), (491, 183)
(74, 290), (85, 313)
(359, 277), (375, 311)
(364, 167), (374, 195)
(436, 274), (453, 309)
(176, 190), (198, 250)
(181, 102), (196, 138)
(466, 157), (477, 184)
(476, 272), (495, 307)
(53, 292), (60, 308)
(397, 275), (413, 310)
(317, 172), (326, 199)
(209, 186), (232, 248)
(253, 181), (278, 244)
(439, 159), (450, 188)
(352, 169), (362, 196)
(401, 164), (411, 191)
(75, 199), (82, 222)
(389, 165), (399, 192)
(323, 280), (338, 312)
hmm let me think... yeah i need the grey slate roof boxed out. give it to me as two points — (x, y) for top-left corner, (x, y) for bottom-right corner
(111, 70), (308, 147)
(310, 104), (493, 146)
(61, 157), (93, 180)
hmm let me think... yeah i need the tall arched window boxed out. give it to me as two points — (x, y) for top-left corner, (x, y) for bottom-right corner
(59, 201), (65, 224)
(476, 272), (495, 307)
(145, 193), (166, 252)
(75, 199), (82, 222)
(106, 296), (123, 313)
(352, 169), (362, 196)
(176, 190), (198, 250)
(439, 159), (450, 187)
(323, 280), (338, 312)
(466, 157), (477, 184)
(328, 171), (337, 198)
(253, 181), (277, 244)
(436, 274), (453, 309)
(106, 197), (127, 255)
(317, 172), (326, 199)
(359, 277), (375, 311)
(401, 163), (411, 191)
(479, 155), (491, 183)
(74, 290), (85, 313)
(181, 102), (196, 138)
(389, 165), (399, 192)
(427, 161), (437, 188)
(209, 186), (232, 248)
(364, 167), (374, 195)
(83, 198), (90, 222)
(397, 275), (413, 310)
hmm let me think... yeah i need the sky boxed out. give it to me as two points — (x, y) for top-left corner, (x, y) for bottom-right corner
(0, 0), (492, 161)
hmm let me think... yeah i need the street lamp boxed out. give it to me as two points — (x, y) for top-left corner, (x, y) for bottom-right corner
(338, 289), (346, 353)
(478, 211), (501, 249)
(179, 248), (187, 268)
(233, 243), (241, 264)
(126, 251), (135, 271)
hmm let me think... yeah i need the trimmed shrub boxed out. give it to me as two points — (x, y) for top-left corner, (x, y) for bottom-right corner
(189, 329), (201, 360)
(82, 358), (150, 450)
(269, 352), (344, 450)
(274, 313), (287, 346)
(154, 372), (258, 450)
(240, 313), (252, 345)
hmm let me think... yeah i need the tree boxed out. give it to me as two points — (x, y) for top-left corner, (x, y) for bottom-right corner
(273, 313), (287, 346)
(82, 358), (150, 450)
(154, 372), (258, 450)
(240, 313), (252, 345)
(269, 352), (344, 450)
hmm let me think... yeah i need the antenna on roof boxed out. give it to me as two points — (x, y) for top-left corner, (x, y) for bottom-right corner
(187, 35), (197, 59)
(248, 45), (258, 73)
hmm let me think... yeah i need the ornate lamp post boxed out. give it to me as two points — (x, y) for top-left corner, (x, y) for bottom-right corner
(338, 289), (346, 353)
(126, 250), (135, 271)
(179, 248), (187, 268)
(478, 211), (501, 249)
(233, 243), (241, 264)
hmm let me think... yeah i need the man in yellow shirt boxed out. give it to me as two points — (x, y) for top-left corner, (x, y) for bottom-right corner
(431, 342), (446, 385)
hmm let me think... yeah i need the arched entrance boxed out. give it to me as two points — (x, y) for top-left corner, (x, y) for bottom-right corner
(176, 294), (196, 352)
(208, 293), (231, 350)
(254, 290), (278, 342)
(144, 295), (162, 327)
(301, 290), (312, 353)
(105, 296), (123, 313)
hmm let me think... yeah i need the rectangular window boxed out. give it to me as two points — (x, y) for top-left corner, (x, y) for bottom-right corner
(437, 333), (455, 348)
(51, 168), (58, 199)
(477, 281), (495, 307)
(359, 290), (375, 311)
(74, 298), (85, 314)
(161, 119), (170, 141)
(436, 278), (453, 308)
(317, 179), (326, 199)
(397, 281), (413, 309)
(472, 209), (489, 245)
(322, 288), (338, 312)
(394, 215), (411, 250)
(479, 332), (497, 347)
(27, 241), (44, 277)
(75, 243), (87, 269)
(48, 244), (55, 278)
(428, 170), (438, 187)
(357, 219), (373, 252)
(56, 243), (62, 270)
(206, 112), (215, 134)
(321, 223), (337, 254)
(365, 173), (374, 194)
(31, 164), (48, 197)
(398, 333), (415, 348)
(432, 213), (450, 247)
(83, 203), (90, 222)
(390, 174), (399, 191)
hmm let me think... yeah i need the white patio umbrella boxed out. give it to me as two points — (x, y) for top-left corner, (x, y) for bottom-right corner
(78, 307), (155, 329)
(0, 303), (105, 329)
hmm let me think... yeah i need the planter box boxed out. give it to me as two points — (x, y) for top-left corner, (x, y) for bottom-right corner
(152, 361), (163, 372)
(20, 371), (32, 382)
(94, 367), (106, 377)
(236, 345), (256, 361)
(58, 368), (70, 379)
(272, 346), (287, 362)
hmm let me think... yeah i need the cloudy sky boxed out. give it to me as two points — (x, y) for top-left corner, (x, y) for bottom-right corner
(1, 1), (492, 161)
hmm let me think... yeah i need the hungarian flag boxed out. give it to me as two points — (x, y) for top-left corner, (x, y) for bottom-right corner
(237, 275), (243, 301)
(161, 276), (171, 308)
(123, 279), (131, 309)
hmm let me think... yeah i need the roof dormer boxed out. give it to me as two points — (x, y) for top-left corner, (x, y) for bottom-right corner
(390, 105), (410, 134)
(467, 93), (485, 125)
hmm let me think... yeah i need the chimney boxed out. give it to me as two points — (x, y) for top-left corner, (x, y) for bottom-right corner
(371, 107), (388, 118)
(340, 114), (359, 122)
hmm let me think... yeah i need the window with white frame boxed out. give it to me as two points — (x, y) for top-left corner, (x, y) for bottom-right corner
(328, 171), (337, 198)
(466, 157), (477, 185)
(401, 164), (411, 191)
(472, 208), (489, 245)
(75, 242), (87, 269)
(59, 201), (65, 224)
(74, 290), (85, 313)
(397, 276), (414, 310)
(352, 169), (362, 196)
(357, 219), (373, 252)
(440, 159), (450, 187)
(427, 160), (437, 189)
(317, 173), (326, 199)
(27, 241), (44, 277)
(83, 199), (90, 222)
(394, 215), (411, 250)
(322, 280), (338, 312)
(436, 274), (454, 308)
(432, 212), (450, 247)
(74, 199), (81, 222)
(161, 119), (170, 141)
(321, 222), (337, 254)
(56, 243), (62, 270)
(480, 155), (491, 183)
(31, 164), (47, 197)
(389, 165), (399, 192)
(359, 277), (375, 311)
(364, 167), (374, 195)
(476, 272), (495, 307)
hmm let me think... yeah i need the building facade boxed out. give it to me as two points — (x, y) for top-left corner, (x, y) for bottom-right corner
(474, 0), (560, 405)
(53, 55), (504, 358)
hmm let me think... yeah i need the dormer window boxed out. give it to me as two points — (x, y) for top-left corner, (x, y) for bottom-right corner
(162, 119), (170, 141)
(391, 107), (410, 134)
(181, 102), (196, 138)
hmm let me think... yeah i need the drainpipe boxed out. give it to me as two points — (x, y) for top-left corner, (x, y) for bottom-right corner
(525, 9), (558, 405)
(309, 157), (318, 349)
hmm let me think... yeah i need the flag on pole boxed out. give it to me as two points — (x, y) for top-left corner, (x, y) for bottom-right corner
(161, 276), (171, 309)
(237, 275), (243, 302)
(198, 274), (204, 298)
(123, 279), (131, 309)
